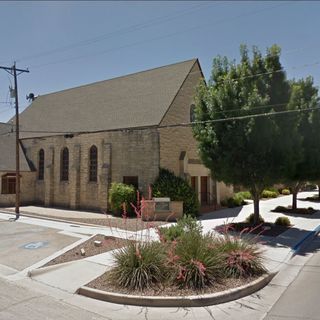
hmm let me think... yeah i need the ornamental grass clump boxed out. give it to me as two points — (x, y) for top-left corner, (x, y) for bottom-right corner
(167, 227), (223, 290)
(216, 233), (266, 278)
(108, 204), (267, 292)
(109, 241), (167, 291)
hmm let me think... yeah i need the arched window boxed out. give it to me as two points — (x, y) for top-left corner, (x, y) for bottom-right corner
(190, 104), (196, 123)
(38, 149), (44, 180)
(61, 147), (69, 181)
(89, 145), (98, 182)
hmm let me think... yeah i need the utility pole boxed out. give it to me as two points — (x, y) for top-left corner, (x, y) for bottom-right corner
(0, 63), (29, 220)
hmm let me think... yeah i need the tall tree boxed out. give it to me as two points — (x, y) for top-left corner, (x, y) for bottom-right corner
(193, 45), (291, 224)
(285, 77), (320, 207)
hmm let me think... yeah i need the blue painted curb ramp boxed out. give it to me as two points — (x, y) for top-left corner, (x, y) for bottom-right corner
(293, 225), (320, 253)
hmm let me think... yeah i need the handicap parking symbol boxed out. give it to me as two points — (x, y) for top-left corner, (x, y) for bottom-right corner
(22, 241), (49, 249)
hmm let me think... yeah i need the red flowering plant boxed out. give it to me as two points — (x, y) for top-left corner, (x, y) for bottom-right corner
(215, 222), (267, 278)
(169, 229), (223, 290)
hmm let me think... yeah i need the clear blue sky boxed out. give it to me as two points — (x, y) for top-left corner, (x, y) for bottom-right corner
(0, 1), (319, 122)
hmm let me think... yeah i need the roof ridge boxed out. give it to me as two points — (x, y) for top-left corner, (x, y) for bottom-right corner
(36, 58), (198, 99)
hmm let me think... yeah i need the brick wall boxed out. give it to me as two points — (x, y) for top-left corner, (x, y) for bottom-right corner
(158, 61), (202, 175)
(21, 128), (159, 211)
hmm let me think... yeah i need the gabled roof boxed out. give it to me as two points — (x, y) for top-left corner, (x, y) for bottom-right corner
(0, 123), (31, 171)
(18, 59), (198, 138)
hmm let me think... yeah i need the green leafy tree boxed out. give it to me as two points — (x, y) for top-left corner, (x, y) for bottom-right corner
(193, 45), (292, 224)
(285, 77), (320, 207)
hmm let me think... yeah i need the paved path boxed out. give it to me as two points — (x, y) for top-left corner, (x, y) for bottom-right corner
(264, 235), (320, 320)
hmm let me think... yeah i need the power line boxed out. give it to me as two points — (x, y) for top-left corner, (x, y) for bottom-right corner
(10, 105), (320, 137)
(15, 3), (210, 63)
(182, 106), (320, 128)
(189, 60), (320, 83)
(30, 2), (290, 69)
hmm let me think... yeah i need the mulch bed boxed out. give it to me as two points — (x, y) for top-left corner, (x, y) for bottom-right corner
(43, 234), (129, 267)
(272, 206), (318, 215)
(300, 196), (320, 203)
(215, 222), (291, 237)
(86, 272), (257, 297)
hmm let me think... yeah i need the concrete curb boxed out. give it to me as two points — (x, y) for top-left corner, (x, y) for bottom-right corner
(77, 272), (277, 307)
(1, 209), (108, 228)
(292, 224), (320, 253)
(76, 225), (319, 307)
(28, 260), (76, 277)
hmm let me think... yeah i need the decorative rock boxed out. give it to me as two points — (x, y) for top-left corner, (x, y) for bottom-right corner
(80, 248), (86, 256)
(94, 240), (102, 247)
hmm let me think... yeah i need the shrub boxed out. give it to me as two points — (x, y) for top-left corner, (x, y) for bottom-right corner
(281, 189), (290, 195)
(158, 215), (201, 242)
(273, 205), (287, 212)
(221, 193), (247, 208)
(109, 241), (167, 291)
(219, 238), (266, 278)
(158, 224), (184, 242)
(245, 213), (265, 224)
(236, 191), (252, 200)
(152, 168), (199, 217)
(261, 189), (279, 198)
(275, 216), (291, 226)
(108, 182), (136, 215)
(169, 230), (222, 289)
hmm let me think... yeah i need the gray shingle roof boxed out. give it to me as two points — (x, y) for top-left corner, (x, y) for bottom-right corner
(0, 123), (31, 171)
(18, 59), (197, 138)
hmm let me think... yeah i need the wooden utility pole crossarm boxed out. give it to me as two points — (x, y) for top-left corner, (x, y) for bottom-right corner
(0, 63), (29, 220)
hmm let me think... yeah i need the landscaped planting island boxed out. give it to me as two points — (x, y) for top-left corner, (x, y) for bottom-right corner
(77, 216), (269, 306)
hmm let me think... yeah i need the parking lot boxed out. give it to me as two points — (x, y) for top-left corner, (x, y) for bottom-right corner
(0, 220), (80, 272)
